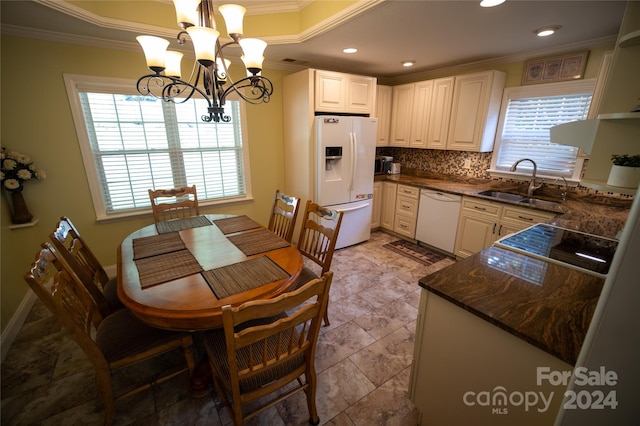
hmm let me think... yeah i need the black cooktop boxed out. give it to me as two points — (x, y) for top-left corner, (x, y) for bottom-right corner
(494, 223), (619, 277)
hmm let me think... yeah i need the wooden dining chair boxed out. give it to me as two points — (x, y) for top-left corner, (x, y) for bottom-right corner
(24, 243), (196, 426)
(294, 201), (344, 326)
(148, 185), (199, 223)
(49, 216), (123, 319)
(267, 189), (300, 243)
(203, 272), (333, 426)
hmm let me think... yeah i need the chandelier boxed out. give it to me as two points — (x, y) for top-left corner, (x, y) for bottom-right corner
(136, 0), (273, 123)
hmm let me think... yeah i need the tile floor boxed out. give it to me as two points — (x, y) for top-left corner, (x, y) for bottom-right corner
(1, 231), (455, 425)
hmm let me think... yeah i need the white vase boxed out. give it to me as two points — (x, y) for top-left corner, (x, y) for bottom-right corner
(606, 165), (640, 188)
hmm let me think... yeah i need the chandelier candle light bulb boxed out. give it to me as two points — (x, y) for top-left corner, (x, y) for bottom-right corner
(137, 36), (170, 72)
(239, 38), (267, 74)
(173, 0), (199, 27)
(186, 26), (220, 66)
(136, 0), (273, 123)
(218, 4), (245, 39)
(165, 51), (184, 78)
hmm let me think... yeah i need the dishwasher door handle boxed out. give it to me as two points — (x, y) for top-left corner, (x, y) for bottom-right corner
(421, 192), (461, 203)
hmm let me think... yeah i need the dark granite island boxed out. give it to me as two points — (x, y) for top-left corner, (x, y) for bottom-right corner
(409, 246), (605, 426)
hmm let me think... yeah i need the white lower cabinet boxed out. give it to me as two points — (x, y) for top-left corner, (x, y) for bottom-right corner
(380, 182), (397, 231)
(371, 181), (382, 228)
(393, 184), (420, 238)
(454, 196), (556, 258)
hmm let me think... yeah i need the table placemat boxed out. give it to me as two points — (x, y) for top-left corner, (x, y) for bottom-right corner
(202, 256), (290, 299)
(156, 215), (212, 234)
(213, 215), (261, 235)
(135, 250), (203, 289)
(132, 232), (185, 260)
(227, 229), (291, 256)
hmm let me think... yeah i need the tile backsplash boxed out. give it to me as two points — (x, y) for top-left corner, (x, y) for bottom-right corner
(377, 147), (634, 200)
(379, 147), (492, 179)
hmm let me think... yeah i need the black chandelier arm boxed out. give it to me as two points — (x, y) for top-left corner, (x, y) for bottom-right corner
(136, 73), (216, 110)
(135, 73), (235, 123)
(220, 75), (274, 106)
(176, 30), (189, 45)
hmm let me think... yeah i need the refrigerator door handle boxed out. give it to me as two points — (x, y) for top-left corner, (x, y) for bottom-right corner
(336, 201), (371, 212)
(351, 131), (358, 192)
(348, 132), (356, 191)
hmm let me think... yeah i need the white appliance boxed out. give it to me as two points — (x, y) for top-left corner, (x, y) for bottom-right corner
(415, 189), (462, 254)
(316, 116), (377, 249)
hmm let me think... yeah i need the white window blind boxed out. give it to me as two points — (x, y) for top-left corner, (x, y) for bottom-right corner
(65, 74), (249, 218)
(491, 80), (595, 180)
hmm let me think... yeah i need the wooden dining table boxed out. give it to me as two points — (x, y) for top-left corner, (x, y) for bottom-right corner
(117, 214), (304, 332)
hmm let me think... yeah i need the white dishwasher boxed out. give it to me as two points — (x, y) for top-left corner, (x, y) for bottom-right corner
(415, 190), (462, 255)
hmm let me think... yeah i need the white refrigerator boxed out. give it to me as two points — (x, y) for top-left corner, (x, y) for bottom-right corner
(316, 116), (377, 249)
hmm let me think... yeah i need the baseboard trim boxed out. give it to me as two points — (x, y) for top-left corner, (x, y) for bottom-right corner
(2, 265), (118, 361)
(1, 290), (37, 362)
(104, 264), (117, 279)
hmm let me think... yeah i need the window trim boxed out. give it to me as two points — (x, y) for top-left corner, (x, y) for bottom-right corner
(489, 78), (596, 184)
(63, 73), (253, 221)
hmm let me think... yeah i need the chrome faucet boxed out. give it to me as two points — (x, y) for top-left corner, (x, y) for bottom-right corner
(510, 158), (543, 196)
(554, 176), (568, 202)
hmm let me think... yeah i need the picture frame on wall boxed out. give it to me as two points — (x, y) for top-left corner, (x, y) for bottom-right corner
(522, 51), (589, 85)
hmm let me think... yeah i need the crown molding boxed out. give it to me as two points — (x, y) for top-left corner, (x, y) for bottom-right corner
(1, 23), (303, 73)
(154, 0), (310, 15)
(298, 0), (383, 42)
(34, 0), (174, 36)
(2, 24), (137, 52)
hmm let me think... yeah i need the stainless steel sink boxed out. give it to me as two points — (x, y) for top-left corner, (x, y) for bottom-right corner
(477, 190), (561, 209)
(518, 198), (561, 209)
(477, 190), (526, 202)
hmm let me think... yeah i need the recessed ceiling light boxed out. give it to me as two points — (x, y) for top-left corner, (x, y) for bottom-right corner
(535, 25), (561, 37)
(343, 47), (358, 54)
(402, 60), (415, 67)
(480, 0), (505, 7)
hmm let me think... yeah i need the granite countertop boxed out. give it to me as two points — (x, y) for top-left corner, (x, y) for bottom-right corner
(377, 170), (632, 239)
(419, 246), (605, 365)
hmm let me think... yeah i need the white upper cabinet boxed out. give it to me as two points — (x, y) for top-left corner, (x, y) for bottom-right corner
(375, 85), (392, 146)
(314, 70), (376, 115)
(389, 80), (434, 148)
(446, 70), (506, 152)
(409, 80), (434, 148)
(388, 71), (503, 152)
(389, 83), (415, 147)
(426, 77), (455, 149)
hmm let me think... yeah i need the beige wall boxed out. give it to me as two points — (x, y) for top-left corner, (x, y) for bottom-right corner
(0, 35), (289, 331)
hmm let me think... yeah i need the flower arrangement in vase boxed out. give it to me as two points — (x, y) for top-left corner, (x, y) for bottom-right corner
(607, 154), (640, 188)
(1, 147), (47, 224)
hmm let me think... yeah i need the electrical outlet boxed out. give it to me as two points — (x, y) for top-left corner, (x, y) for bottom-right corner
(463, 159), (471, 169)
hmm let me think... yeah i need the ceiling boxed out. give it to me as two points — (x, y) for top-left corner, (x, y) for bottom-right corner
(1, 0), (628, 84)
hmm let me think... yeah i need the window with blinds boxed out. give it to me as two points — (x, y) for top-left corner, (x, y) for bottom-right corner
(64, 74), (251, 219)
(491, 80), (595, 181)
